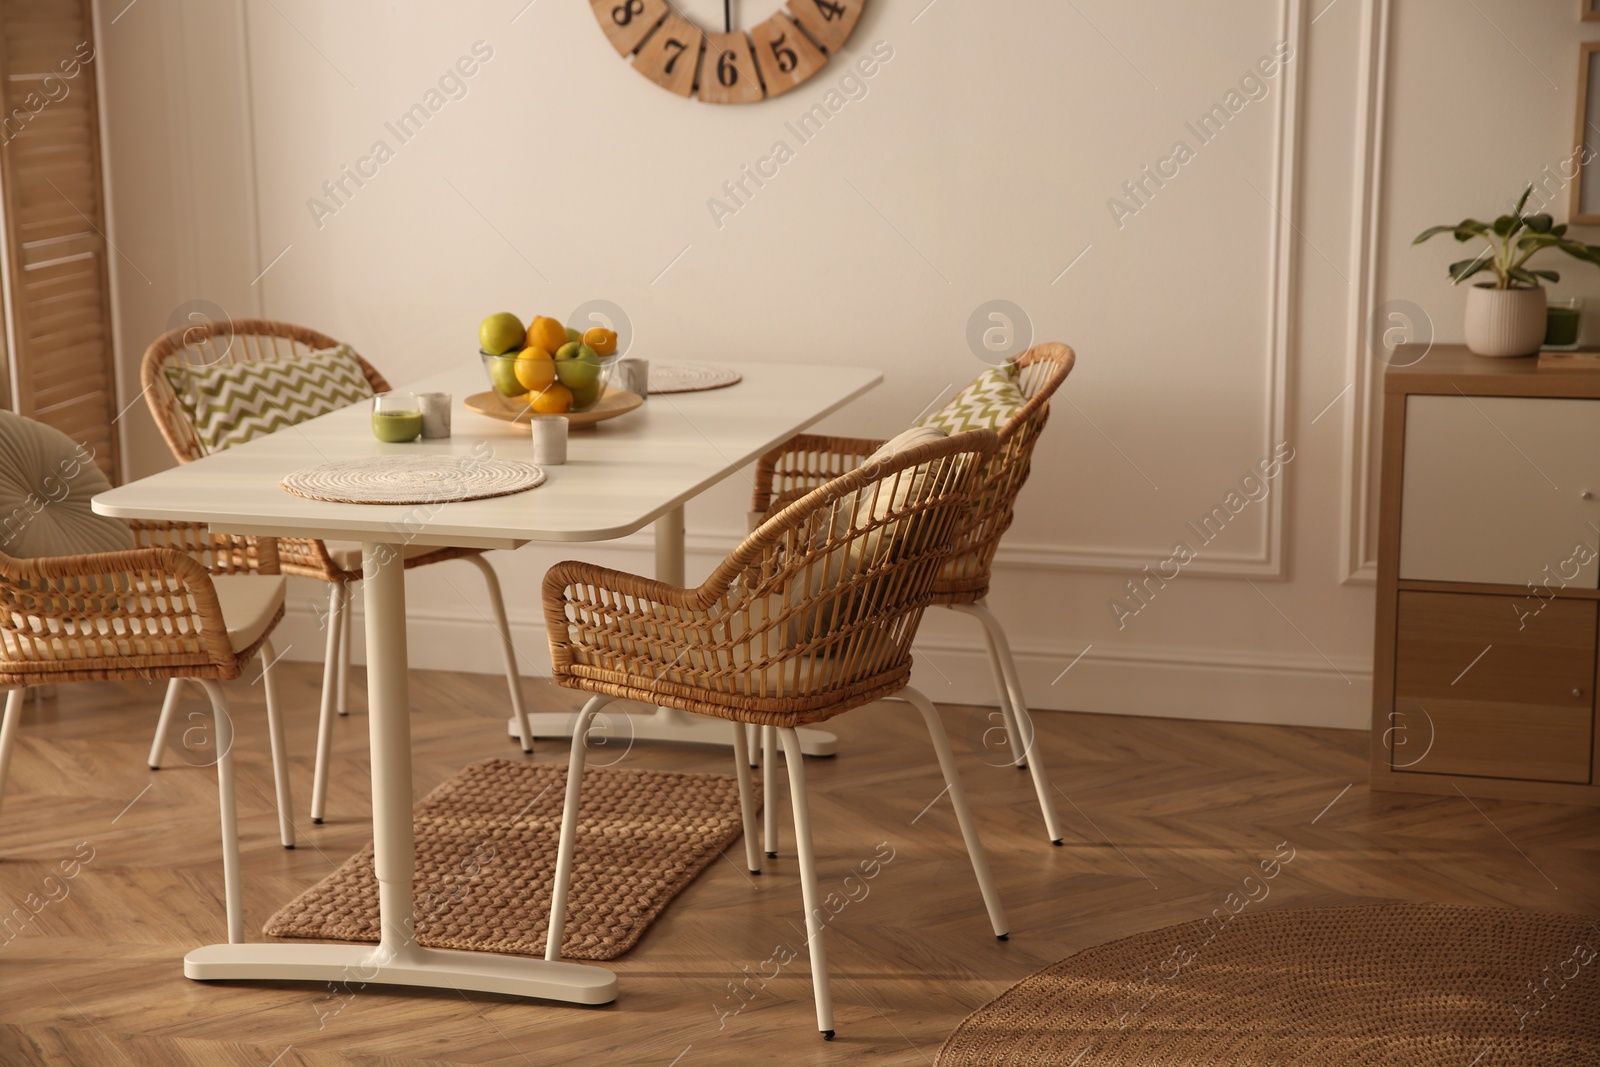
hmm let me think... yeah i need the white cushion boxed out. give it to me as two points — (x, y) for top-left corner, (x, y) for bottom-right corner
(212, 574), (285, 652)
(0, 412), (133, 559)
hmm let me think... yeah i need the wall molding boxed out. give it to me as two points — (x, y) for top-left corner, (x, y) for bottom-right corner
(1338, 0), (1392, 585)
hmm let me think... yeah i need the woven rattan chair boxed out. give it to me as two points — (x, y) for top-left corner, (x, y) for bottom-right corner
(749, 343), (1076, 847)
(0, 413), (295, 943)
(140, 318), (532, 825)
(542, 429), (1009, 1039)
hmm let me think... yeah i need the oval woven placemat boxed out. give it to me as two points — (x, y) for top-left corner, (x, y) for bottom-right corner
(281, 455), (545, 505)
(938, 903), (1600, 1066)
(648, 362), (742, 394)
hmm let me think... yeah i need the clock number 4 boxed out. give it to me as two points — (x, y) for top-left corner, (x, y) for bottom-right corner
(768, 32), (798, 74)
(611, 0), (644, 25)
(811, 0), (846, 20)
(662, 36), (688, 74)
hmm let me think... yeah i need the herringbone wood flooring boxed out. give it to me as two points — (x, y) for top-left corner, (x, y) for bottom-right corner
(0, 663), (1595, 1066)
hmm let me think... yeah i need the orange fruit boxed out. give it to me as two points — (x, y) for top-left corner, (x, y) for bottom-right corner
(514, 346), (557, 391)
(529, 382), (573, 414)
(582, 327), (618, 357)
(526, 316), (568, 354)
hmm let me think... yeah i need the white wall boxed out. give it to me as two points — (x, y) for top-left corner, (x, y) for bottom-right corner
(92, 0), (1600, 730)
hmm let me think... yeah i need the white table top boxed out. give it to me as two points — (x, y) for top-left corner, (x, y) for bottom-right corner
(94, 362), (881, 550)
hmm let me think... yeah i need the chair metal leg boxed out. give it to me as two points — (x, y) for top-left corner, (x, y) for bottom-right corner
(311, 581), (345, 824)
(258, 638), (296, 850)
(546, 695), (615, 962)
(745, 724), (759, 769)
(148, 679), (185, 769)
(778, 727), (835, 1039)
(900, 686), (1009, 940)
(762, 725), (778, 858)
(0, 689), (23, 821)
(975, 621), (1028, 770)
(466, 554), (532, 755)
(336, 579), (352, 716)
(730, 723), (761, 875)
(197, 680), (244, 945)
(952, 601), (1066, 847)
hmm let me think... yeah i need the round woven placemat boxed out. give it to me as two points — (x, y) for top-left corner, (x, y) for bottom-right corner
(263, 759), (751, 960)
(938, 903), (1600, 1066)
(281, 456), (545, 505)
(648, 362), (742, 394)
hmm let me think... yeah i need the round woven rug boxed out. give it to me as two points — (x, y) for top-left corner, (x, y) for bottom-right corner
(938, 903), (1600, 1066)
(281, 456), (545, 505)
(648, 362), (742, 394)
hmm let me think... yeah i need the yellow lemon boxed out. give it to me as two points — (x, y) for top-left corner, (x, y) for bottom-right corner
(582, 327), (618, 357)
(526, 316), (568, 354)
(514, 346), (557, 391)
(529, 382), (573, 414)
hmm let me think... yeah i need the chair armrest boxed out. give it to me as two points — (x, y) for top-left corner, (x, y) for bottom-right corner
(542, 559), (723, 685)
(0, 545), (241, 677)
(751, 433), (887, 522)
(128, 520), (280, 576)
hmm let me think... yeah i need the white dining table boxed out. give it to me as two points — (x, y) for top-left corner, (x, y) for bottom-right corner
(92, 360), (880, 1001)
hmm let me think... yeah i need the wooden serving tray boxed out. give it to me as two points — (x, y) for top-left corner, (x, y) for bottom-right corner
(464, 388), (643, 428)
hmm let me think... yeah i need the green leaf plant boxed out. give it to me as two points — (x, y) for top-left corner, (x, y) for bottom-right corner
(1414, 185), (1600, 289)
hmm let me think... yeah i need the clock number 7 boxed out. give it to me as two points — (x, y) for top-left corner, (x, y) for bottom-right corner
(811, 0), (846, 20)
(662, 36), (688, 75)
(611, 0), (644, 26)
(769, 31), (798, 74)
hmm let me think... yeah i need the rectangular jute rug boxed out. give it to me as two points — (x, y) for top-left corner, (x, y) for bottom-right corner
(263, 759), (751, 960)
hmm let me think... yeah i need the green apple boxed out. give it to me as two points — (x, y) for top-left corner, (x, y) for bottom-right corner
(555, 343), (602, 390)
(568, 380), (602, 409)
(479, 312), (525, 355)
(566, 326), (583, 343)
(487, 355), (525, 397)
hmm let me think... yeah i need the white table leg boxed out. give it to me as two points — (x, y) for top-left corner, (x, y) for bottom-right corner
(510, 506), (838, 757)
(186, 541), (616, 1004)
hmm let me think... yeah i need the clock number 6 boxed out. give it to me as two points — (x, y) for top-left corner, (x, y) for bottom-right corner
(611, 0), (644, 26)
(716, 49), (739, 87)
(662, 37), (688, 74)
(769, 32), (798, 74)
(812, 0), (846, 20)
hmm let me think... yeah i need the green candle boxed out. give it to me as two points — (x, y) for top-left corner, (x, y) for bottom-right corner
(371, 410), (423, 442)
(1545, 305), (1581, 347)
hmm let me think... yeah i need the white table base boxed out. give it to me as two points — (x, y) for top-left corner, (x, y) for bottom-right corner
(514, 506), (837, 757)
(184, 942), (615, 1003)
(186, 542), (615, 1004)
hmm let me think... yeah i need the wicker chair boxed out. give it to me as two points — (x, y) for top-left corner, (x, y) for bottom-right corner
(140, 318), (532, 825)
(542, 429), (1009, 1039)
(0, 413), (295, 944)
(749, 343), (1076, 847)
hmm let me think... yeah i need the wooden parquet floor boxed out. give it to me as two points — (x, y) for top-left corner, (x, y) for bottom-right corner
(0, 663), (1595, 1066)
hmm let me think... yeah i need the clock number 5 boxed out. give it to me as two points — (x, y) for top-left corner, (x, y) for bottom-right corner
(611, 0), (644, 25)
(768, 31), (798, 73)
(717, 48), (740, 87)
(811, 0), (846, 20)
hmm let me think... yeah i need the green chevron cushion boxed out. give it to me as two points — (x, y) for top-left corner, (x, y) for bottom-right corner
(917, 364), (1026, 434)
(165, 345), (373, 454)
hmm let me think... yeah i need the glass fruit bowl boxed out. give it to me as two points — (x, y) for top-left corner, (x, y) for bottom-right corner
(479, 347), (618, 413)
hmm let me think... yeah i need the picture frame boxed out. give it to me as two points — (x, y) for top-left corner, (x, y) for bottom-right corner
(1573, 42), (1600, 224)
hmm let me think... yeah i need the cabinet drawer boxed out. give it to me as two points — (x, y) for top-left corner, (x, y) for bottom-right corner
(1390, 591), (1595, 783)
(1400, 396), (1600, 586)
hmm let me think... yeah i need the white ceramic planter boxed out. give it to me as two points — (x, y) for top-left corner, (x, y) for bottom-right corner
(1463, 284), (1547, 358)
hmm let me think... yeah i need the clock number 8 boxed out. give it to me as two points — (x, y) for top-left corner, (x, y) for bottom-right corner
(716, 49), (739, 87)
(769, 32), (798, 74)
(811, 0), (846, 20)
(611, 0), (644, 26)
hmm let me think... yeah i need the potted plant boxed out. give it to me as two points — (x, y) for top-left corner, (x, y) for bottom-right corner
(1414, 186), (1600, 357)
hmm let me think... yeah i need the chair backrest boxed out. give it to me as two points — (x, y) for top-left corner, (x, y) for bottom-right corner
(141, 318), (390, 464)
(933, 342), (1075, 603)
(599, 429), (996, 717)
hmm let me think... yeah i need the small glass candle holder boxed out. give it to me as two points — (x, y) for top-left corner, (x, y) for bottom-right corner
(417, 391), (452, 438)
(1545, 297), (1584, 351)
(615, 358), (649, 400)
(371, 391), (423, 443)
(531, 415), (568, 465)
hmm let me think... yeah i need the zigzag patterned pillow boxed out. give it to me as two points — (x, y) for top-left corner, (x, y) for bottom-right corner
(166, 345), (374, 454)
(917, 363), (1026, 434)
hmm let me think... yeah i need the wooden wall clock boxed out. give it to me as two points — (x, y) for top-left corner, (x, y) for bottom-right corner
(589, 0), (865, 104)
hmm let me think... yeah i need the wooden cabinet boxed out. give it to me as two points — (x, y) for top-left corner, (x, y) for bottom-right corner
(1373, 346), (1600, 805)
